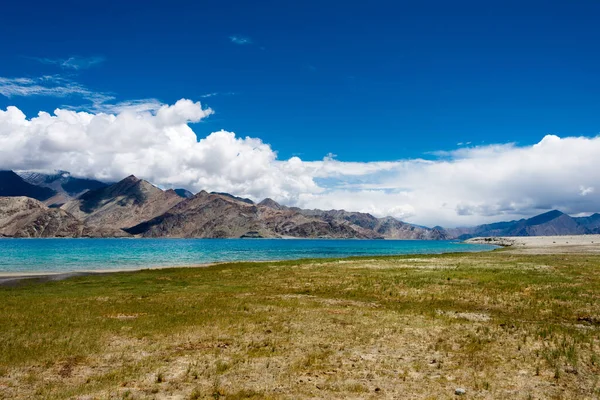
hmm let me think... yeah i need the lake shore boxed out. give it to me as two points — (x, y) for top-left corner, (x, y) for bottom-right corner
(4, 235), (599, 283)
(0, 239), (497, 282)
(0, 263), (216, 286)
(465, 234), (600, 254)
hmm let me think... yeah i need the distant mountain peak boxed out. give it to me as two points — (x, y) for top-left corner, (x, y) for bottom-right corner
(542, 209), (564, 216)
(0, 170), (57, 201)
(525, 210), (565, 227)
(122, 174), (141, 183)
(5, 168), (600, 239)
(174, 188), (194, 198)
(60, 174), (183, 229)
(211, 192), (254, 204)
(258, 198), (285, 210)
(14, 170), (109, 206)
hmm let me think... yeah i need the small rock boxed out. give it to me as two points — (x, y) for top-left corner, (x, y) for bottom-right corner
(375, 387), (381, 392)
(455, 388), (467, 396)
(564, 365), (578, 374)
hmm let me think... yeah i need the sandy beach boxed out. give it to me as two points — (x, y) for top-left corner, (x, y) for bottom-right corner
(466, 234), (600, 254)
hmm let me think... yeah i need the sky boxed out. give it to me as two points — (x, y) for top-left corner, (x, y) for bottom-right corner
(1, 0), (599, 227)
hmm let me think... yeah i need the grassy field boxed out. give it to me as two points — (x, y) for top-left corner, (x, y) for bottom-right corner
(1, 250), (599, 399)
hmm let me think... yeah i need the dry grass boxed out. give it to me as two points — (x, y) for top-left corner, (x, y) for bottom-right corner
(1, 252), (599, 399)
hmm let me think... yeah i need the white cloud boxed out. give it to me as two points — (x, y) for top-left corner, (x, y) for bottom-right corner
(1, 101), (599, 227)
(199, 92), (235, 98)
(0, 75), (114, 106)
(580, 186), (594, 196)
(0, 75), (162, 114)
(229, 35), (252, 45)
(32, 56), (105, 70)
(91, 99), (164, 114)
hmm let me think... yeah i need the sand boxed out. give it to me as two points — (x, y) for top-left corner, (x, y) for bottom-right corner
(465, 234), (600, 254)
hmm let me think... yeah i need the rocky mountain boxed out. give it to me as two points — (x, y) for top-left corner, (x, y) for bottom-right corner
(125, 191), (383, 238)
(444, 210), (592, 239)
(0, 171), (56, 201)
(0, 197), (127, 238)
(61, 175), (184, 229)
(174, 188), (194, 199)
(574, 213), (600, 233)
(295, 209), (447, 240)
(258, 198), (287, 210)
(3, 169), (598, 240)
(211, 192), (254, 204)
(17, 170), (108, 207)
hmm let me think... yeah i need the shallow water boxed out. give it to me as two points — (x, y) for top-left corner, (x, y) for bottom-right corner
(0, 238), (497, 273)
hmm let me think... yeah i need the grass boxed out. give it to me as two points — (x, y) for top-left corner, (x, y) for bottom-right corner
(0, 251), (599, 399)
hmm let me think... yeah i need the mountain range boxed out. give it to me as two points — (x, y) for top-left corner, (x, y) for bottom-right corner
(442, 210), (600, 239)
(0, 170), (598, 239)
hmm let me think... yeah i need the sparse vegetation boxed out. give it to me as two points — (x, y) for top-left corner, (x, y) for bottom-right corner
(0, 251), (599, 398)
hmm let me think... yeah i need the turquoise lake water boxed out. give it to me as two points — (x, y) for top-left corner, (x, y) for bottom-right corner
(0, 239), (497, 274)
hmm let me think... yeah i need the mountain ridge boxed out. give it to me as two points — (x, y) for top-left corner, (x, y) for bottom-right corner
(125, 190), (386, 239)
(442, 210), (595, 239)
(17, 170), (108, 207)
(1, 170), (599, 239)
(0, 171), (57, 201)
(0, 196), (128, 238)
(61, 175), (184, 229)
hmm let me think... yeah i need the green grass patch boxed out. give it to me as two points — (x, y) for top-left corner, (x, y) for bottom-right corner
(0, 252), (599, 398)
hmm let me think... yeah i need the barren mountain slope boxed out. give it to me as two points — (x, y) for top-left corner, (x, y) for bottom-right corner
(62, 175), (183, 229)
(0, 197), (127, 238)
(127, 192), (382, 238)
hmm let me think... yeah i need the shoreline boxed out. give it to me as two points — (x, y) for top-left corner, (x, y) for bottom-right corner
(3, 235), (600, 285)
(0, 262), (219, 287)
(464, 234), (600, 254)
(0, 242), (497, 281)
(0, 248), (496, 285)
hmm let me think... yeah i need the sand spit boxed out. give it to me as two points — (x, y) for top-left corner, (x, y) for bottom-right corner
(465, 234), (600, 254)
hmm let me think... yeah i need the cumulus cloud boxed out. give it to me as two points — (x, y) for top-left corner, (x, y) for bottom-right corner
(1, 100), (599, 227)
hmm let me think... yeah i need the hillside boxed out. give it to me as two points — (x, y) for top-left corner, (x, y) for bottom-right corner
(574, 213), (600, 233)
(296, 209), (447, 240)
(445, 210), (592, 239)
(0, 171), (56, 201)
(17, 170), (108, 207)
(2, 169), (599, 239)
(61, 175), (184, 229)
(126, 191), (383, 238)
(0, 196), (127, 238)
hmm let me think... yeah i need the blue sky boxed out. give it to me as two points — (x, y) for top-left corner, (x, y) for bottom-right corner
(2, 0), (599, 161)
(1, 1), (600, 226)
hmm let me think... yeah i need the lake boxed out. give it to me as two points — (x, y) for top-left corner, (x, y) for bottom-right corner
(0, 238), (497, 274)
